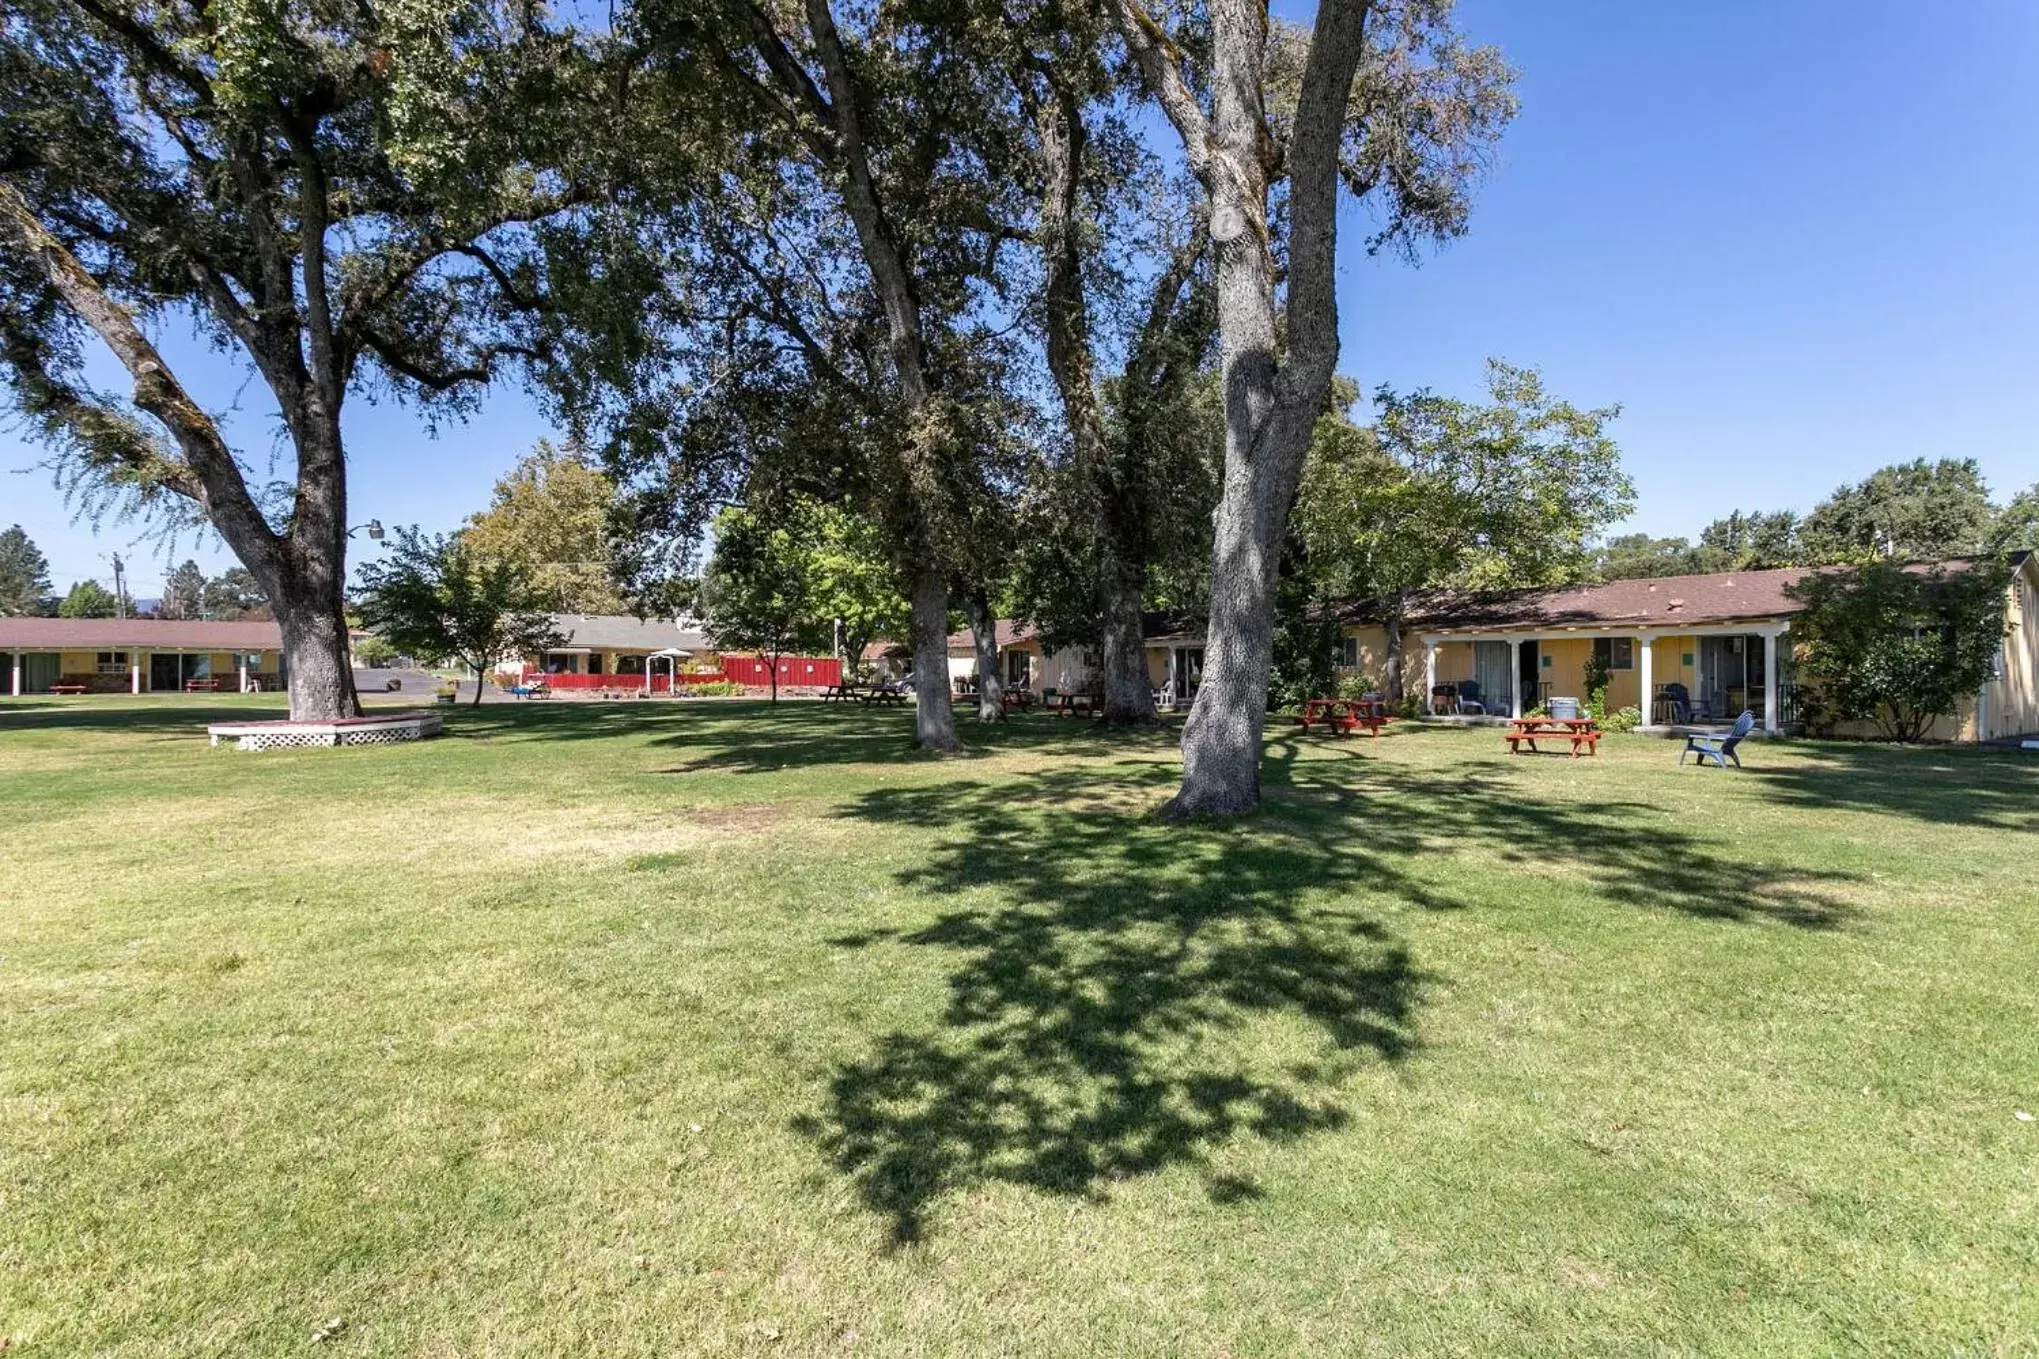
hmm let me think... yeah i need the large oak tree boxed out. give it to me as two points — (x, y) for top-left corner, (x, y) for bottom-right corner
(1111, 0), (1514, 814)
(0, 0), (605, 718)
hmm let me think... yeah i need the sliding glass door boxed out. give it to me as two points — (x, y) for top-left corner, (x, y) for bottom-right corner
(1697, 635), (1767, 723)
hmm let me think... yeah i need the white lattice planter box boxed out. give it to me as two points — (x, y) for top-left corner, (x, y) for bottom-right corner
(208, 712), (444, 751)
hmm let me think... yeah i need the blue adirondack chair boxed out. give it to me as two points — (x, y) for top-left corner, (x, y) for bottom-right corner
(1681, 709), (1756, 769)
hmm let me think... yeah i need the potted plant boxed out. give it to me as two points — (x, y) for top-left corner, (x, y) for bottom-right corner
(434, 682), (457, 706)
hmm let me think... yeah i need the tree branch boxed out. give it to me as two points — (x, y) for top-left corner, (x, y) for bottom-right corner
(1275, 0), (1372, 414)
(355, 327), (538, 391)
(1106, 0), (1215, 187)
(0, 181), (279, 570)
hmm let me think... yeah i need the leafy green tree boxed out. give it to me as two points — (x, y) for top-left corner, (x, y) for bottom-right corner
(1799, 459), (1998, 563)
(1696, 509), (1803, 570)
(201, 567), (267, 620)
(354, 528), (566, 706)
(1787, 558), (2011, 742)
(0, 0), (605, 719)
(1997, 483), (2039, 551)
(157, 559), (206, 620)
(0, 525), (53, 615)
(698, 506), (834, 704)
(1593, 533), (1703, 581)
(1112, 0), (1517, 814)
(586, 0), (1035, 751)
(803, 510), (909, 687)
(57, 578), (115, 617)
(462, 441), (629, 614)
(1299, 362), (1633, 699)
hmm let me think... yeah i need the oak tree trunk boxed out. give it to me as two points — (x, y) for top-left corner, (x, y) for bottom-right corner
(908, 566), (961, 750)
(966, 594), (1005, 722)
(1116, 0), (1374, 817)
(272, 582), (360, 722)
(1099, 571), (1154, 723)
(1384, 616), (1405, 702)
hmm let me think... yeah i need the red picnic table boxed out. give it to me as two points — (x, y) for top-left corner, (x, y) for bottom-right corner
(184, 678), (222, 692)
(1505, 715), (1601, 758)
(1296, 698), (1387, 737)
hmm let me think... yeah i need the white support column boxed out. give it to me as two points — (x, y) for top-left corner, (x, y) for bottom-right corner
(10, 655), (19, 696)
(1762, 631), (1779, 733)
(1637, 634), (1654, 727)
(1424, 642), (1439, 714)
(131, 653), (141, 695)
(239, 655), (249, 694)
(1511, 639), (1525, 718)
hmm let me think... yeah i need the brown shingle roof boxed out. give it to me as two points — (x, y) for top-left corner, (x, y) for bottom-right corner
(944, 619), (1035, 656)
(1393, 554), (2027, 633)
(0, 617), (284, 649)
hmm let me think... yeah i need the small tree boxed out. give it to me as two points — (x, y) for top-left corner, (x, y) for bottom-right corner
(158, 560), (207, 620)
(1787, 559), (2011, 742)
(0, 525), (54, 615)
(1299, 362), (1632, 699)
(698, 506), (834, 704)
(462, 441), (629, 614)
(355, 529), (565, 707)
(201, 568), (267, 620)
(57, 579), (116, 618)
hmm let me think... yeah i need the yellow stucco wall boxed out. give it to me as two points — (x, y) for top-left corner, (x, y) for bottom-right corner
(1333, 625), (1394, 684)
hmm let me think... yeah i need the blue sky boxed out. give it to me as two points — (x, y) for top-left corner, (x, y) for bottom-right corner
(6, 0), (2036, 596)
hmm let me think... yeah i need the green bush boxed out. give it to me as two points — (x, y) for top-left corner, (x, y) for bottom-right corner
(1335, 671), (1384, 701)
(683, 680), (746, 697)
(1599, 705), (1642, 734)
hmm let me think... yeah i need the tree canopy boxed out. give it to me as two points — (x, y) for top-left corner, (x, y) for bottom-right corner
(1299, 362), (1631, 695)
(699, 500), (905, 700)
(0, 0), (610, 717)
(0, 524), (53, 615)
(56, 577), (115, 617)
(157, 559), (206, 620)
(1597, 461), (2034, 580)
(462, 440), (628, 614)
(1787, 559), (2012, 742)
(354, 527), (565, 705)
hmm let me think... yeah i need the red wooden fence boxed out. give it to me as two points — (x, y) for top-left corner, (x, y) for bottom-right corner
(718, 654), (842, 688)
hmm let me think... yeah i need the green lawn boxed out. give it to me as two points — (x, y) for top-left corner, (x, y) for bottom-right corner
(2, 696), (2035, 1356)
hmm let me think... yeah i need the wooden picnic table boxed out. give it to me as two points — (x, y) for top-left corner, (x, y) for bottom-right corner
(818, 682), (860, 703)
(864, 684), (908, 706)
(1505, 715), (1600, 758)
(1045, 691), (1100, 716)
(1000, 689), (1036, 712)
(184, 677), (222, 692)
(1296, 698), (1386, 737)
(47, 683), (89, 696)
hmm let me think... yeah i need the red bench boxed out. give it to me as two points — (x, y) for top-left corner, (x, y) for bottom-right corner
(47, 683), (90, 696)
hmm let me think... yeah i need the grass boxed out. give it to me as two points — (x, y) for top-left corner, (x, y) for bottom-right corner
(2, 695), (2036, 1356)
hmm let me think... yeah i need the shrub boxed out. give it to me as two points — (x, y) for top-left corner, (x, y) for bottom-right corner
(1787, 559), (2010, 741)
(1599, 705), (1642, 734)
(1336, 671), (1384, 701)
(682, 679), (746, 697)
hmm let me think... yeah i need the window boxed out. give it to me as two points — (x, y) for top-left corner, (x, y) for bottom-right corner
(1593, 638), (1634, 671)
(614, 654), (647, 675)
(587, 653), (604, 676)
(1007, 650), (1031, 687)
(1339, 636), (1360, 669)
(95, 651), (128, 674)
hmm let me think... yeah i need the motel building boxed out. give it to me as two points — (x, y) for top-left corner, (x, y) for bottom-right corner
(1, 618), (285, 696)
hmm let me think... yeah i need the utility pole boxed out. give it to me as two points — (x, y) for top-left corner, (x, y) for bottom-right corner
(109, 553), (127, 618)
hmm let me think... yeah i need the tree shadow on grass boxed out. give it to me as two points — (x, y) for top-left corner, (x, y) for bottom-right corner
(800, 752), (1860, 1248)
(1745, 739), (2039, 831)
(643, 706), (1183, 776)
